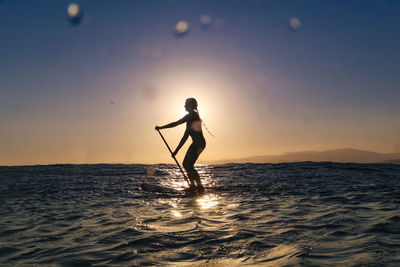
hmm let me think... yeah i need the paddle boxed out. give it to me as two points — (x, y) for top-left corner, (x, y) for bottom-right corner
(156, 129), (190, 187)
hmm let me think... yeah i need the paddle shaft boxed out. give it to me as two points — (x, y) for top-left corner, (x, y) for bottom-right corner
(156, 129), (190, 187)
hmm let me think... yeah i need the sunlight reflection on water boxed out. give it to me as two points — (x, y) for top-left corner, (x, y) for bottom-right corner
(196, 194), (219, 209)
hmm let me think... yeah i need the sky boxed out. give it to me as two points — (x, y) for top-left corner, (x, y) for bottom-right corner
(1, 0), (400, 165)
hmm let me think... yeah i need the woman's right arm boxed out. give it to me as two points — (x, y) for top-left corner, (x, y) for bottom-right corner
(156, 115), (187, 130)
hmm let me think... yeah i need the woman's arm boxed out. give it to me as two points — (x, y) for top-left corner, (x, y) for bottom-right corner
(156, 115), (187, 130)
(172, 129), (189, 156)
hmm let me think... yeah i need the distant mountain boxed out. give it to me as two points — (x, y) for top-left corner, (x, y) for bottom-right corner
(380, 159), (400, 164)
(203, 148), (400, 164)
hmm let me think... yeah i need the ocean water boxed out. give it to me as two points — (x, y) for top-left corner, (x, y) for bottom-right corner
(1, 162), (400, 266)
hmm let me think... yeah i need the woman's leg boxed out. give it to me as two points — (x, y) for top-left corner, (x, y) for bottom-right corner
(183, 145), (197, 187)
(183, 144), (204, 190)
(192, 147), (204, 189)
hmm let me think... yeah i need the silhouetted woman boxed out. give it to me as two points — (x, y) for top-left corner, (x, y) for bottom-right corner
(155, 98), (206, 192)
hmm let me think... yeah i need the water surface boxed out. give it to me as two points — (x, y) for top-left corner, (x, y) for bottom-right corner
(1, 162), (400, 266)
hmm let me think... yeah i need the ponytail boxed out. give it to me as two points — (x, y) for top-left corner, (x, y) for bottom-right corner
(197, 108), (215, 138)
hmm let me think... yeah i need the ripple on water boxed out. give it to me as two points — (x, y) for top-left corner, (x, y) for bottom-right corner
(1, 162), (400, 265)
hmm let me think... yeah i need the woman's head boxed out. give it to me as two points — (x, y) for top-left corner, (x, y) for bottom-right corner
(185, 98), (198, 112)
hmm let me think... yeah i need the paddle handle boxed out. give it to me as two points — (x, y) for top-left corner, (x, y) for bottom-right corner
(156, 129), (190, 187)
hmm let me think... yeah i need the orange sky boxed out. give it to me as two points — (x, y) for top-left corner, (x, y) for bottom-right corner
(1, 59), (399, 165)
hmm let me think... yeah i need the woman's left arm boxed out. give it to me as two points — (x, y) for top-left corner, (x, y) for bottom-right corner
(156, 115), (188, 130)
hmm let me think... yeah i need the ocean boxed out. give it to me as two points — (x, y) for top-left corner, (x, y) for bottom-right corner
(1, 162), (399, 266)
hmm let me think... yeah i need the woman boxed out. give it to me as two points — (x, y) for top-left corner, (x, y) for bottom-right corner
(155, 98), (206, 192)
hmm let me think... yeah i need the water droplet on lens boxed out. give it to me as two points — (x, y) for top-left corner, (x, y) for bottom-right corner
(67, 3), (83, 25)
(289, 17), (301, 31)
(174, 20), (189, 36)
(200, 14), (212, 28)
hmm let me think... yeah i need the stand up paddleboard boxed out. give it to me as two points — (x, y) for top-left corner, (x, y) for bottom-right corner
(140, 183), (182, 194)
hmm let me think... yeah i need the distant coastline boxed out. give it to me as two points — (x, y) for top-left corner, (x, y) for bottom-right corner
(201, 148), (400, 165)
(2, 148), (400, 166)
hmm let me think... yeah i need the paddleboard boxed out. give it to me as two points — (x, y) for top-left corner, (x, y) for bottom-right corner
(140, 183), (182, 194)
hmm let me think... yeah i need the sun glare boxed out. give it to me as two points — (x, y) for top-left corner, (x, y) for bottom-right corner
(196, 194), (219, 209)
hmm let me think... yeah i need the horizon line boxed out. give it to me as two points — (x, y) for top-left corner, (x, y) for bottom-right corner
(2, 147), (400, 167)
